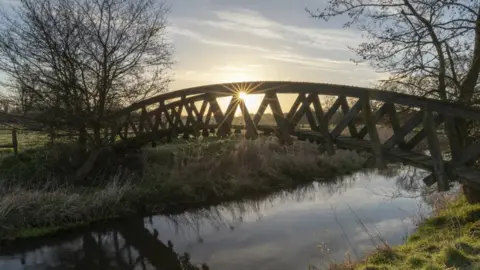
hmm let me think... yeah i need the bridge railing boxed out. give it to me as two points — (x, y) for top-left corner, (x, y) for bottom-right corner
(108, 81), (480, 192)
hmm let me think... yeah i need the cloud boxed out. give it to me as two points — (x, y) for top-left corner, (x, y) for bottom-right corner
(191, 8), (362, 52)
(169, 6), (380, 88)
(170, 25), (269, 52)
(264, 51), (370, 72)
(201, 20), (284, 39)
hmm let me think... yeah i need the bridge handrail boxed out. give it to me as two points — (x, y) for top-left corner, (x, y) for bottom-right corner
(112, 81), (480, 121)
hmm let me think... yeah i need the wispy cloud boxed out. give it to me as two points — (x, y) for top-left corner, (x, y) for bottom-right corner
(170, 25), (270, 52)
(168, 5), (379, 89)
(190, 8), (362, 52)
(170, 24), (363, 72)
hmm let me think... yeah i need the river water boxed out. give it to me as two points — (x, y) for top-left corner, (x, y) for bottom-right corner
(0, 165), (433, 270)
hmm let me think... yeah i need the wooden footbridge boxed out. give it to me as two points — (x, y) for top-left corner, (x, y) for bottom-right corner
(109, 81), (480, 192)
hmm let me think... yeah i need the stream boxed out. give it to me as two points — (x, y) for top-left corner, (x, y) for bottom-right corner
(0, 165), (434, 270)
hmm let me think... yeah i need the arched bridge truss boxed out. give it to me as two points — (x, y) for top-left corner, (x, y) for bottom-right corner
(109, 81), (480, 192)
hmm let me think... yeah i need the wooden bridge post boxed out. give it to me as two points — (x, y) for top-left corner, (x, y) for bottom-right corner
(444, 116), (462, 161)
(253, 95), (269, 125)
(311, 94), (335, 155)
(265, 91), (292, 145)
(239, 99), (258, 139)
(11, 128), (17, 156)
(216, 97), (238, 137)
(340, 96), (359, 138)
(362, 96), (385, 169)
(424, 110), (449, 192)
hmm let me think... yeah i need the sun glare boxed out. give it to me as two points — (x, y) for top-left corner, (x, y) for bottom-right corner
(238, 91), (248, 100)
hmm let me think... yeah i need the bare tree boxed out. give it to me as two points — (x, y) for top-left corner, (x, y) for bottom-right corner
(308, 1), (480, 202)
(0, 0), (173, 147)
(308, 1), (480, 140)
(308, 1), (480, 104)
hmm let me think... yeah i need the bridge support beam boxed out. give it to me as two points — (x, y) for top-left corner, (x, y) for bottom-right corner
(265, 91), (292, 145)
(362, 96), (385, 169)
(424, 110), (449, 192)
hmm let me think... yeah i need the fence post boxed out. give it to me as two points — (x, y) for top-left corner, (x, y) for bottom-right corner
(11, 128), (18, 156)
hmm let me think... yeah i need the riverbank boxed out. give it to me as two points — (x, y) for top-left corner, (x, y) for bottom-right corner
(332, 195), (480, 269)
(0, 137), (370, 240)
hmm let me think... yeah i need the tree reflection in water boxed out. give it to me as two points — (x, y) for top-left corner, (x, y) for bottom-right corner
(9, 219), (209, 270)
(1, 164), (434, 270)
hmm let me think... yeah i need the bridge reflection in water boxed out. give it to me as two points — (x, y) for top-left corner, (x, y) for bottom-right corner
(1, 218), (209, 270)
(0, 165), (435, 270)
(110, 81), (480, 194)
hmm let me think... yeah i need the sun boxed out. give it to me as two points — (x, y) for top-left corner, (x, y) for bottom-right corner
(238, 91), (248, 101)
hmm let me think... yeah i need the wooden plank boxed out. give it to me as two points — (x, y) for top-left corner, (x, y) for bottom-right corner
(331, 98), (363, 138)
(339, 96), (359, 137)
(325, 96), (342, 123)
(116, 81), (480, 123)
(190, 101), (202, 121)
(357, 102), (388, 139)
(290, 93), (311, 128)
(286, 94), (303, 121)
(444, 115), (462, 160)
(386, 103), (406, 147)
(405, 113), (444, 150)
(266, 91), (292, 144)
(175, 104), (185, 127)
(142, 107), (154, 132)
(199, 99), (208, 118)
(362, 96), (385, 169)
(182, 98), (197, 127)
(311, 94), (335, 155)
(11, 128), (17, 156)
(169, 106), (184, 129)
(239, 100), (258, 139)
(204, 107), (213, 126)
(159, 101), (174, 128)
(253, 95), (269, 125)
(216, 97), (239, 137)
(383, 110), (423, 149)
(191, 100), (206, 126)
(207, 94), (225, 129)
(304, 106), (317, 131)
(424, 110), (448, 192)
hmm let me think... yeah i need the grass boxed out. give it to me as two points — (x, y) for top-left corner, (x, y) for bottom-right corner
(331, 195), (480, 270)
(0, 136), (370, 240)
(0, 130), (53, 155)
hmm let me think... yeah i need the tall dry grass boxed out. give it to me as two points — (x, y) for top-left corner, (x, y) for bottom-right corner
(0, 137), (370, 239)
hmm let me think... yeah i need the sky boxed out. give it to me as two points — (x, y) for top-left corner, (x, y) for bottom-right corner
(0, 0), (385, 112)
(167, 0), (383, 91)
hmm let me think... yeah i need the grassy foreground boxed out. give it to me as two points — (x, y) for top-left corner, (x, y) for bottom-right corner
(332, 195), (480, 270)
(0, 137), (369, 240)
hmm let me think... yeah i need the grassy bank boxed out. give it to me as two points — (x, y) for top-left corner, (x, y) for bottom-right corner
(0, 137), (370, 240)
(332, 195), (480, 270)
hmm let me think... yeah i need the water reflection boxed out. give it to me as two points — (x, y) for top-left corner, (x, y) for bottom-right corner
(0, 165), (432, 270)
